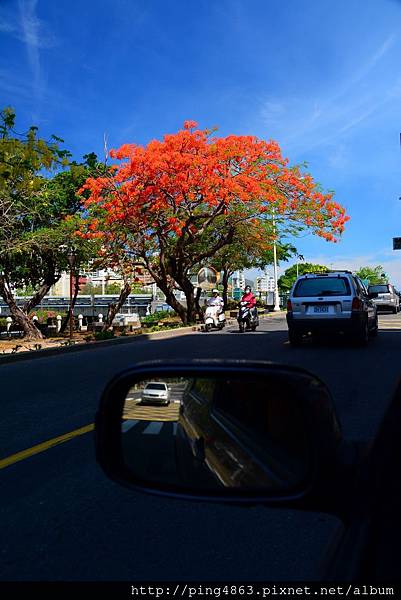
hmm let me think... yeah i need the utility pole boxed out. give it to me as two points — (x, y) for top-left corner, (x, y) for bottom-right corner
(272, 207), (281, 311)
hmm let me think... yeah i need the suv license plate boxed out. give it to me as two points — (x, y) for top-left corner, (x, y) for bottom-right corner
(314, 306), (329, 313)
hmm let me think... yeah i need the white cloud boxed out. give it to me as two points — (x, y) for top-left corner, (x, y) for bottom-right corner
(0, 0), (56, 49)
(0, 0), (58, 105)
(258, 34), (401, 159)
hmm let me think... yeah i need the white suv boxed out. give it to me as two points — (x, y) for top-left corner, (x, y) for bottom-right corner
(286, 271), (378, 346)
(367, 283), (400, 314)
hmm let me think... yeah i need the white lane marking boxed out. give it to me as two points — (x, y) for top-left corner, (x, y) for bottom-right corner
(143, 422), (164, 435)
(122, 420), (139, 433)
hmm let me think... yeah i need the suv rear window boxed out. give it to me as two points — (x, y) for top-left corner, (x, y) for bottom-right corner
(294, 277), (351, 297)
(368, 284), (390, 294)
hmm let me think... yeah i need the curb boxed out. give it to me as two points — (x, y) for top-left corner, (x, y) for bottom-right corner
(0, 325), (202, 366)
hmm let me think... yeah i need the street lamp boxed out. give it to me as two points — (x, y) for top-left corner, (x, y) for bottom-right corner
(66, 248), (77, 340)
(272, 207), (281, 311)
(296, 254), (305, 278)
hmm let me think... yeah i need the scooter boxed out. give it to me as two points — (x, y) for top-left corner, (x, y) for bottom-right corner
(204, 305), (226, 332)
(237, 302), (259, 333)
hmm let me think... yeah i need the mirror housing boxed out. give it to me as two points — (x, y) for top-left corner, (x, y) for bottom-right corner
(95, 360), (350, 514)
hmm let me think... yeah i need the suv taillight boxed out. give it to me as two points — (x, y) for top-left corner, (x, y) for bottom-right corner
(352, 297), (362, 311)
(287, 299), (293, 312)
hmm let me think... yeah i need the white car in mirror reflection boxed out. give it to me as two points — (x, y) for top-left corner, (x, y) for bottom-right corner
(141, 382), (170, 406)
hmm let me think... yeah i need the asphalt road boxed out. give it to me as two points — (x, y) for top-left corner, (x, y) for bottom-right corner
(1, 312), (401, 581)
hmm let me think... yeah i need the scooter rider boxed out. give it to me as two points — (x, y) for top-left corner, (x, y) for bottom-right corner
(204, 289), (226, 331)
(207, 289), (224, 309)
(241, 285), (257, 319)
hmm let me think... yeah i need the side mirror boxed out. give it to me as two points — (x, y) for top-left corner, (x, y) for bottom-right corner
(95, 360), (347, 512)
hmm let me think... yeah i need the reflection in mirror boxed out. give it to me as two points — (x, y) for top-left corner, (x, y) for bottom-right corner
(121, 376), (312, 493)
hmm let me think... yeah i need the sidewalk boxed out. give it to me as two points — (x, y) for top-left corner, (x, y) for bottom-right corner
(0, 310), (286, 365)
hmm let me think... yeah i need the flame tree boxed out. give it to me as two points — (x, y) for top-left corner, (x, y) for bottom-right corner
(78, 121), (349, 324)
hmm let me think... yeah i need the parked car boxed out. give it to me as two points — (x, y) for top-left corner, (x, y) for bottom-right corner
(286, 270), (378, 346)
(367, 283), (400, 314)
(95, 359), (401, 581)
(140, 381), (170, 405)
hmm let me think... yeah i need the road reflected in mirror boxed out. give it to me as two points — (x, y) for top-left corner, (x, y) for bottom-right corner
(121, 376), (312, 493)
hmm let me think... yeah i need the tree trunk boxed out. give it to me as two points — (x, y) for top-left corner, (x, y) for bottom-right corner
(59, 273), (80, 334)
(0, 276), (43, 340)
(222, 267), (232, 311)
(142, 259), (188, 324)
(156, 279), (188, 324)
(103, 279), (132, 331)
(194, 286), (203, 321)
(179, 278), (197, 324)
(164, 286), (188, 324)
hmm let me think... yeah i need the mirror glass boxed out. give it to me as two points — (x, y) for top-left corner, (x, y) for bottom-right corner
(121, 376), (312, 493)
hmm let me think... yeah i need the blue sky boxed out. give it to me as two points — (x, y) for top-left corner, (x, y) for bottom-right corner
(2, 0), (401, 283)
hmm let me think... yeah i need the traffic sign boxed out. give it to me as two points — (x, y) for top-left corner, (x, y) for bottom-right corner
(393, 237), (401, 250)
(233, 288), (242, 300)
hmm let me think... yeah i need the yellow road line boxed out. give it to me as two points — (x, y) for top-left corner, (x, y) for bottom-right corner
(0, 423), (94, 470)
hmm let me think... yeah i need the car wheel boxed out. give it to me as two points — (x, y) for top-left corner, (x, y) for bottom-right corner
(288, 327), (302, 346)
(355, 320), (369, 346)
(369, 315), (379, 337)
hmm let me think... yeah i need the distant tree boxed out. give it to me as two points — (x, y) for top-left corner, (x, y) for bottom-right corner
(278, 263), (329, 292)
(354, 266), (388, 285)
(0, 107), (104, 339)
(210, 220), (297, 309)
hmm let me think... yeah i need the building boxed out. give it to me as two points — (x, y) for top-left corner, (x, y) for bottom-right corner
(231, 271), (246, 290)
(255, 274), (276, 293)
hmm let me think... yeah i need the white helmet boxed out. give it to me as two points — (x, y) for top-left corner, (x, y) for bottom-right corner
(212, 288), (219, 294)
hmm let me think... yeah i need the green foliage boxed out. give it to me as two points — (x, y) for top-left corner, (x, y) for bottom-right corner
(354, 266), (388, 285)
(0, 108), (108, 338)
(94, 330), (115, 341)
(28, 309), (64, 323)
(146, 323), (180, 332)
(0, 107), (85, 280)
(278, 263), (329, 292)
(141, 310), (174, 322)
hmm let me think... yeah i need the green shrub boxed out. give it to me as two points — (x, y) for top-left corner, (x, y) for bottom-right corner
(141, 310), (175, 323)
(28, 309), (67, 323)
(94, 330), (115, 341)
